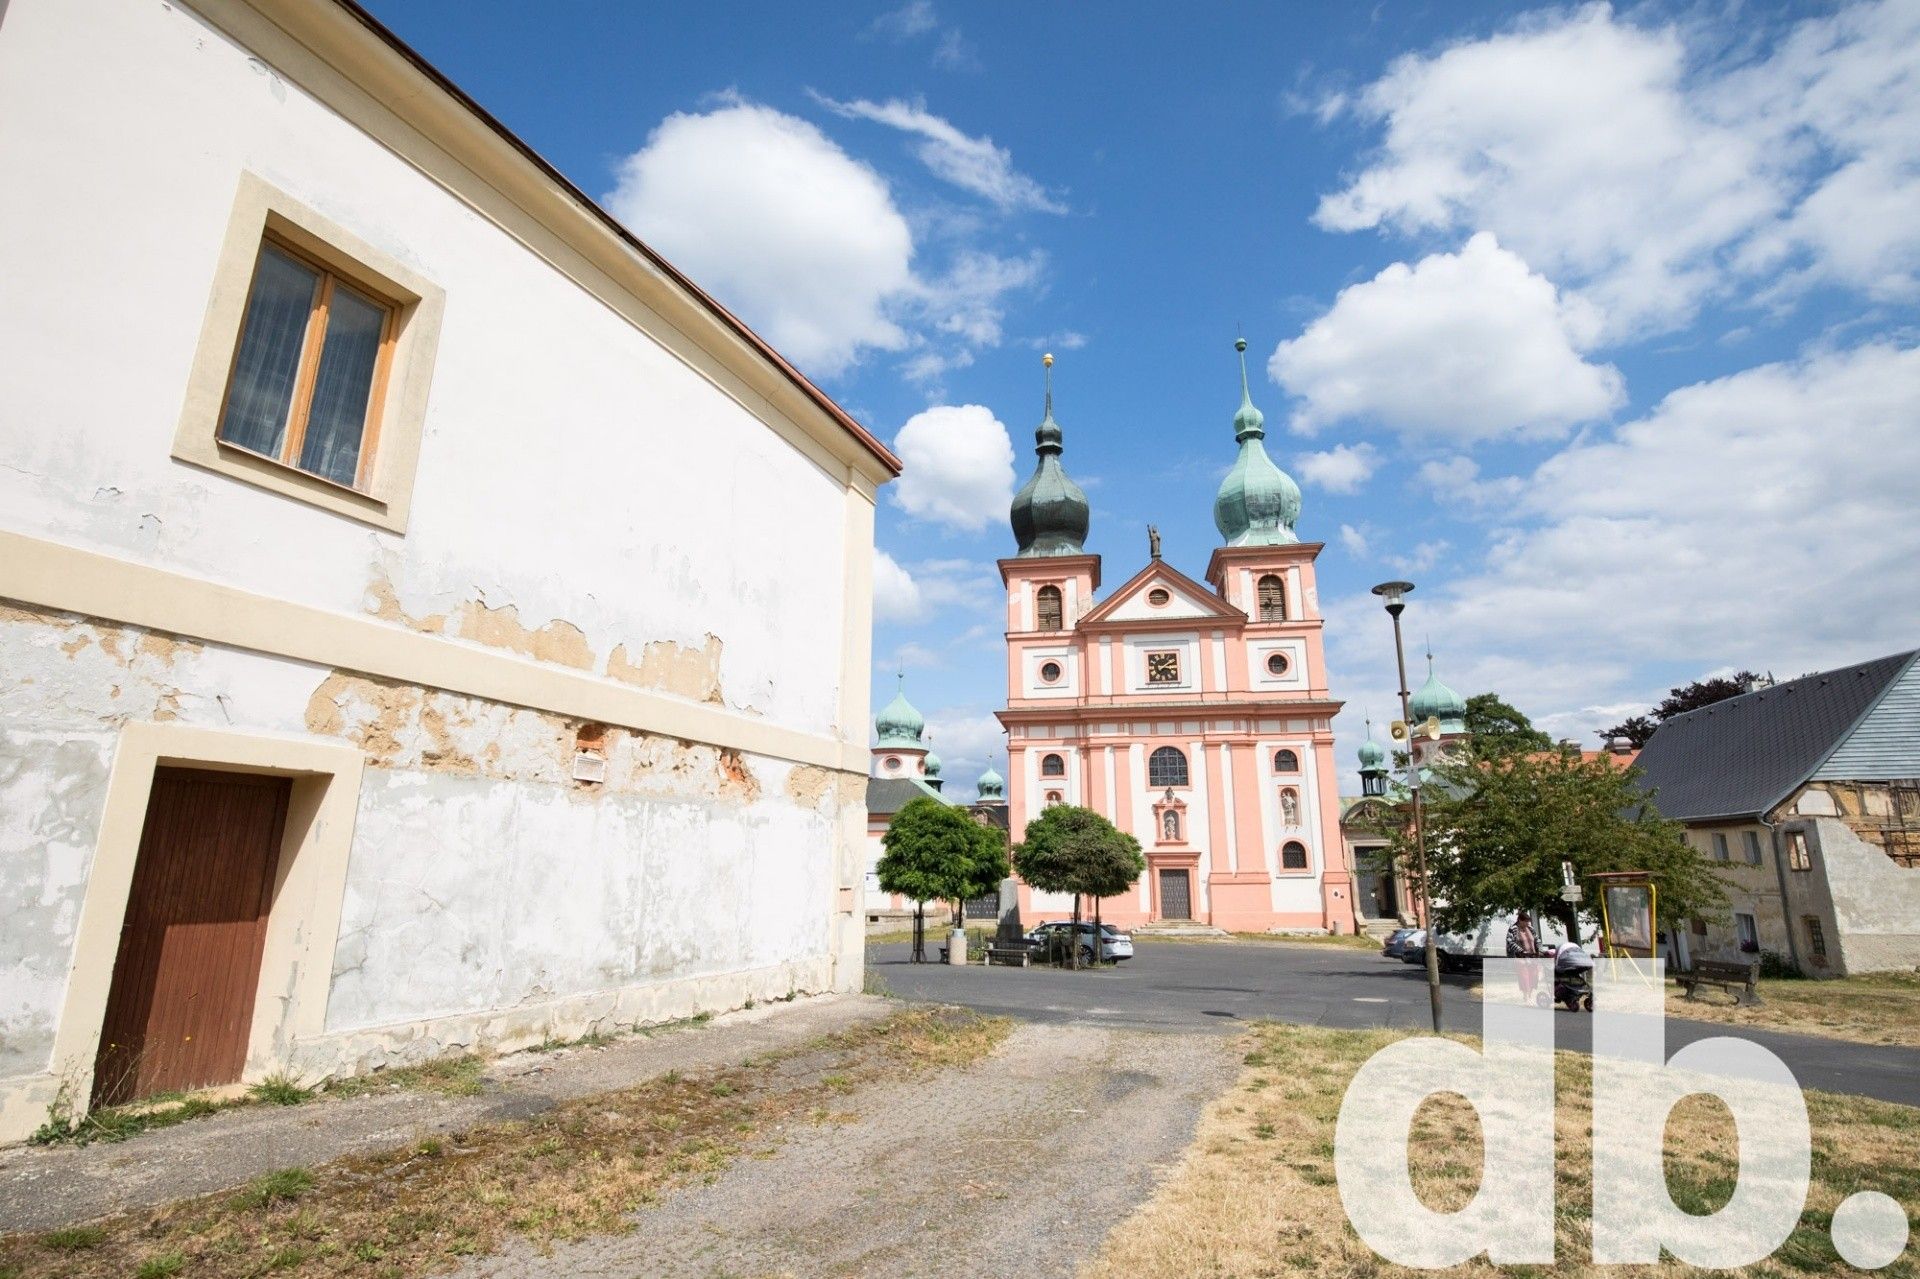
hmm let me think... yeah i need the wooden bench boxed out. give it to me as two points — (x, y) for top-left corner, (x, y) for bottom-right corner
(1678, 958), (1763, 1006)
(985, 945), (1033, 968)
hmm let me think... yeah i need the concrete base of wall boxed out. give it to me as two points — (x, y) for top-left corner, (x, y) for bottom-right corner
(0, 955), (835, 1146)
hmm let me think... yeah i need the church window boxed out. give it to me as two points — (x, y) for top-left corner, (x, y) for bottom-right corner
(884, 757), (900, 772)
(1274, 748), (1299, 772)
(1148, 746), (1188, 787)
(1147, 587), (1171, 606)
(1036, 585), (1063, 631)
(1039, 660), (1062, 684)
(1281, 840), (1309, 870)
(1257, 574), (1287, 622)
(1041, 753), (1066, 777)
(1266, 652), (1290, 676)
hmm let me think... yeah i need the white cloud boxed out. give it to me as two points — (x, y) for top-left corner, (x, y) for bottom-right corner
(865, 0), (937, 40)
(1315, 2), (1920, 338)
(814, 95), (1062, 212)
(912, 249), (1046, 347)
(888, 641), (944, 669)
(1361, 341), (1920, 739)
(872, 550), (924, 623)
(923, 708), (1007, 786)
(889, 404), (1016, 530)
(1338, 523), (1371, 559)
(1270, 233), (1624, 440)
(1295, 442), (1379, 493)
(605, 101), (912, 376)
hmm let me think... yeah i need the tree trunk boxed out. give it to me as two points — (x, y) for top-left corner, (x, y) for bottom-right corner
(1071, 893), (1083, 970)
(1092, 897), (1103, 966)
(911, 902), (925, 963)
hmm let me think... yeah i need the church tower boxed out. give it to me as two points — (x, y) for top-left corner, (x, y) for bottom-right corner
(870, 676), (929, 780)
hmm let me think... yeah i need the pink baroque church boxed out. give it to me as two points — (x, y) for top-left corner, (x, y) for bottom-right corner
(995, 344), (1355, 934)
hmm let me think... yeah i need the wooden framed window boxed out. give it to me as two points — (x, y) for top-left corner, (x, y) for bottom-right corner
(1257, 574), (1287, 622)
(1742, 831), (1763, 865)
(1805, 916), (1827, 966)
(1148, 746), (1188, 787)
(1711, 832), (1730, 861)
(1035, 585), (1063, 631)
(217, 237), (398, 491)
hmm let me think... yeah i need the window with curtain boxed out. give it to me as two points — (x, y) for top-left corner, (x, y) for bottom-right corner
(1147, 746), (1188, 787)
(1257, 574), (1287, 622)
(218, 238), (396, 490)
(1041, 753), (1066, 777)
(1035, 585), (1063, 630)
(1281, 840), (1309, 870)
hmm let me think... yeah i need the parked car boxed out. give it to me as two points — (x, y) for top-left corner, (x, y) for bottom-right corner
(1380, 927), (1417, 958)
(1397, 928), (1428, 963)
(1026, 921), (1134, 963)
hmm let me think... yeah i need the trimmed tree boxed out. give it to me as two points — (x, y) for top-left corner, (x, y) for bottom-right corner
(1012, 805), (1145, 968)
(1397, 741), (1725, 946)
(1463, 692), (1552, 756)
(876, 797), (1009, 962)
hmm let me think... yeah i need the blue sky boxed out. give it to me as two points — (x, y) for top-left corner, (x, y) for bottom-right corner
(365, 0), (1920, 793)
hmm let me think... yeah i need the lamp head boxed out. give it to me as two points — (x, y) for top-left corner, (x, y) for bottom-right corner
(1371, 579), (1415, 616)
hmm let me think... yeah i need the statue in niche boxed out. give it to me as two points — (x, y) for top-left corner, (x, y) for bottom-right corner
(1281, 788), (1300, 826)
(1162, 808), (1180, 841)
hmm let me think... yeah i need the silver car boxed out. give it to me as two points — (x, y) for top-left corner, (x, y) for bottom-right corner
(1026, 921), (1134, 962)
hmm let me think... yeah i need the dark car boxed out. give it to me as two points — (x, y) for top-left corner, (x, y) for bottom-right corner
(1380, 927), (1416, 958)
(1025, 921), (1134, 962)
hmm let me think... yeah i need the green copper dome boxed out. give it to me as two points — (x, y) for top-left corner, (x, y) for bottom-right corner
(1357, 733), (1387, 771)
(1409, 656), (1468, 733)
(1011, 355), (1090, 557)
(874, 675), (925, 747)
(976, 766), (1005, 800)
(1213, 338), (1302, 547)
(923, 747), (942, 777)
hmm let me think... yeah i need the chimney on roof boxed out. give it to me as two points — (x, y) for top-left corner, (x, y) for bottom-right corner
(1604, 733), (1634, 755)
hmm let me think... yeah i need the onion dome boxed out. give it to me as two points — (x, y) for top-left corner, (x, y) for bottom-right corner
(1357, 732), (1387, 772)
(1010, 354), (1090, 557)
(1409, 655), (1468, 734)
(924, 747), (943, 778)
(976, 766), (1005, 801)
(874, 675), (924, 747)
(1213, 338), (1302, 546)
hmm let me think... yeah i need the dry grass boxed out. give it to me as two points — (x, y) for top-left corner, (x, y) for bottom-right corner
(1082, 1021), (1920, 1279)
(1667, 970), (1920, 1048)
(0, 1007), (1008, 1279)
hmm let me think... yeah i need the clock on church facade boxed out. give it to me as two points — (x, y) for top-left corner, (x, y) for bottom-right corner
(994, 342), (1356, 934)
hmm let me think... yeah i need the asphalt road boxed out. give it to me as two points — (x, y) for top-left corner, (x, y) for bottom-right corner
(871, 937), (1920, 1109)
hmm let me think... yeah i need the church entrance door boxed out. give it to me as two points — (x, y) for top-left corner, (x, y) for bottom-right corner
(1157, 868), (1192, 921)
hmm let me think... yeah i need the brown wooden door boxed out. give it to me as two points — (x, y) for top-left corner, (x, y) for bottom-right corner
(92, 768), (290, 1107)
(1158, 869), (1191, 921)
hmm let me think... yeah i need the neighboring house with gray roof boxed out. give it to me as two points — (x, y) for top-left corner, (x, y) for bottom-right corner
(1634, 650), (1920, 975)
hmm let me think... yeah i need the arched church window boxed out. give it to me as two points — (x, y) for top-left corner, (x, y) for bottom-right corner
(1258, 574), (1287, 622)
(1162, 809), (1180, 841)
(1147, 746), (1188, 787)
(1274, 748), (1299, 772)
(1281, 840), (1309, 870)
(1036, 585), (1063, 631)
(1041, 752), (1066, 777)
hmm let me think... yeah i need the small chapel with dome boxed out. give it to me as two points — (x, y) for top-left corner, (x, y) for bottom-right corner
(993, 343), (1357, 933)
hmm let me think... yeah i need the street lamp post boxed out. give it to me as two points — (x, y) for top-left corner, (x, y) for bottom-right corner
(1372, 580), (1443, 1034)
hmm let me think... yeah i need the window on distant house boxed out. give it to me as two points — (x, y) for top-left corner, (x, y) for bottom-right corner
(1734, 912), (1758, 952)
(1035, 585), (1063, 631)
(1040, 752), (1066, 777)
(1148, 746), (1189, 787)
(1805, 916), (1827, 966)
(1787, 830), (1812, 870)
(1281, 840), (1309, 870)
(1743, 831), (1763, 865)
(1258, 574), (1287, 622)
(1712, 832), (1730, 861)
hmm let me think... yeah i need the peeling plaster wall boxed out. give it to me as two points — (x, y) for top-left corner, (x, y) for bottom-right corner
(0, 0), (852, 738)
(0, 607), (858, 1093)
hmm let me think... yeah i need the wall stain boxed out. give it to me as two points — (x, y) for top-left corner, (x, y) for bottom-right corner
(606, 634), (725, 704)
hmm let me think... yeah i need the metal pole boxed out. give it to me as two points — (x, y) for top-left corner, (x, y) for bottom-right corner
(1389, 608), (1444, 1034)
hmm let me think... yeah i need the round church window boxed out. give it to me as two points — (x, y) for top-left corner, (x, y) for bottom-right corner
(1147, 588), (1171, 606)
(1040, 660), (1063, 683)
(1267, 652), (1290, 675)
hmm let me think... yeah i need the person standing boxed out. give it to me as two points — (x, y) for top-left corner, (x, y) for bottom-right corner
(1507, 910), (1542, 1002)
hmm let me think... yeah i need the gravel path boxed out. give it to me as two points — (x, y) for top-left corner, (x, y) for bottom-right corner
(457, 1022), (1240, 1279)
(0, 995), (893, 1233)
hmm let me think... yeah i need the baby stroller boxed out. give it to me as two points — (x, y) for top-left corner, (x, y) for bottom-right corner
(1553, 943), (1595, 1012)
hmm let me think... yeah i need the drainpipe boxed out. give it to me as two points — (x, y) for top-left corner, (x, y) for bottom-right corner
(1761, 811), (1803, 973)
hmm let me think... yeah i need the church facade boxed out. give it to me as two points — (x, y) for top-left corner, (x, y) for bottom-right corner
(995, 346), (1356, 933)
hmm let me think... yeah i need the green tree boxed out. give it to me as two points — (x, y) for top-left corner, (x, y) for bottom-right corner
(1012, 805), (1145, 968)
(1396, 746), (1724, 944)
(876, 798), (1009, 963)
(1462, 692), (1552, 755)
